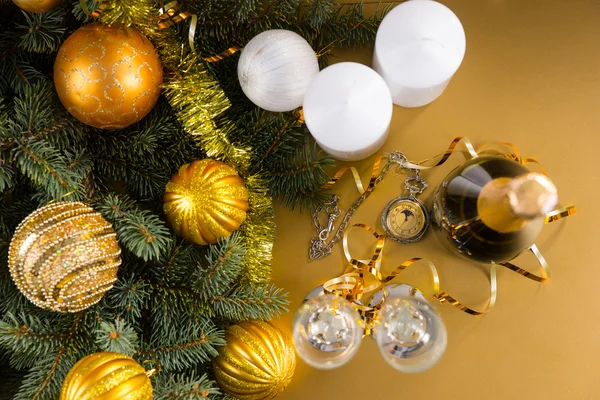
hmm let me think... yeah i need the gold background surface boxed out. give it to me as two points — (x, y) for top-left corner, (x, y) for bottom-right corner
(269, 1), (599, 399)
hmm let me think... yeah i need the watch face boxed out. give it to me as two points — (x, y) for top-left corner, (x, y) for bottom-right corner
(382, 197), (430, 243)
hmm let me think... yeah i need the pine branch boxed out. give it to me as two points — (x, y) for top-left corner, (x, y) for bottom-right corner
(152, 240), (202, 287)
(88, 99), (198, 199)
(267, 142), (335, 210)
(105, 276), (151, 321)
(154, 372), (221, 400)
(12, 314), (83, 400)
(13, 352), (75, 400)
(0, 313), (65, 370)
(231, 0), (261, 21)
(94, 319), (139, 355)
(11, 140), (83, 201)
(97, 194), (172, 261)
(305, 0), (336, 29)
(0, 161), (14, 192)
(193, 232), (245, 299)
(141, 317), (225, 371)
(213, 284), (288, 321)
(16, 8), (67, 54)
(149, 284), (214, 335)
(233, 109), (306, 173)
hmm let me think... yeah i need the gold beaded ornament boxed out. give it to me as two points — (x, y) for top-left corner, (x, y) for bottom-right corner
(60, 352), (153, 400)
(163, 159), (249, 245)
(8, 202), (121, 313)
(213, 321), (296, 400)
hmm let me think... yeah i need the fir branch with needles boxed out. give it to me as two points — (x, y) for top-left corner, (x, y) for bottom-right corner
(0, 0), (389, 397)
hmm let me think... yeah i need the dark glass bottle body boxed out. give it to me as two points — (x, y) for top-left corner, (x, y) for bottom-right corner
(432, 156), (545, 263)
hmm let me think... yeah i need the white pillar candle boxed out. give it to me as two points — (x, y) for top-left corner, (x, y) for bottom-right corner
(373, 0), (466, 108)
(303, 62), (393, 162)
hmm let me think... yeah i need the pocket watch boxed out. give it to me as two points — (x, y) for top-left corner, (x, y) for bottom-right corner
(382, 174), (430, 243)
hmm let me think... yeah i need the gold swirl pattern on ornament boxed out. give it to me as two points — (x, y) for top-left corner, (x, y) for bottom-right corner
(8, 202), (121, 313)
(60, 352), (152, 400)
(54, 23), (162, 129)
(213, 321), (296, 400)
(164, 160), (249, 245)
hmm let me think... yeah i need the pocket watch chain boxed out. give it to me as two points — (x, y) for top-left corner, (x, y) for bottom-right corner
(309, 151), (417, 260)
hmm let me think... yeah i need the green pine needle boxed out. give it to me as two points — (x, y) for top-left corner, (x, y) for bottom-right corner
(94, 319), (139, 356)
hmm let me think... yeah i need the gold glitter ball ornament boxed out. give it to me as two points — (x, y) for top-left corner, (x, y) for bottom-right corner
(213, 321), (296, 400)
(163, 159), (249, 245)
(8, 202), (121, 313)
(60, 352), (152, 400)
(53, 23), (163, 129)
(12, 0), (61, 13)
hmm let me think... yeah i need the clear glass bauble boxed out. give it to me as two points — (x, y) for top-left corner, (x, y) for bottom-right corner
(292, 295), (363, 369)
(374, 296), (447, 373)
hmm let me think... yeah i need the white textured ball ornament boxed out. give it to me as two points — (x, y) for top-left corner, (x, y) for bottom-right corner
(238, 29), (319, 112)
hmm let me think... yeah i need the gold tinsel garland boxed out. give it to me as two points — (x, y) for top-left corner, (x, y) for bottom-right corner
(97, 0), (274, 284)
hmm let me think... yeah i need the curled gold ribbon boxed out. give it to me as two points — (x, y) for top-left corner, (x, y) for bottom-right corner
(435, 244), (550, 315)
(322, 154), (383, 193)
(158, 1), (197, 54)
(202, 46), (242, 63)
(324, 223), (557, 319)
(320, 136), (576, 319)
(79, 0), (107, 17)
(325, 223), (441, 333)
(322, 136), (551, 195)
(545, 205), (577, 224)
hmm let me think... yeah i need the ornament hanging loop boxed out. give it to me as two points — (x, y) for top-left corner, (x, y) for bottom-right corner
(142, 359), (162, 377)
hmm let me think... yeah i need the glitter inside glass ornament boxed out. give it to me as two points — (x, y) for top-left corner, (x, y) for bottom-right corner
(292, 295), (363, 369)
(238, 29), (319, 112)
(374, 296), (447, 373)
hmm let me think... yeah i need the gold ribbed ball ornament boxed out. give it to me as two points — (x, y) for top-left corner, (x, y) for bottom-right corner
(8, 202), (121, 313)
(213, 321), (296, 400)
(53, 23), (163, 129)
(12, 0), (61, 13)
(60, 352), (152, 400)
(163, 159), (249, 245)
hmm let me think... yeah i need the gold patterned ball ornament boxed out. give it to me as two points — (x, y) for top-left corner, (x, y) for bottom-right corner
(12, 0), (61, 13)
(213, 321), (296, 400)
(163, 159), (249, 245)
(53, 23), (163, 129)
(60, 352), (153, 400)
(8, 202), (121, 313)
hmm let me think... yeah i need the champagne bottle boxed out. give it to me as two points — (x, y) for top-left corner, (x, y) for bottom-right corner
(432, 156), (557, 263)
